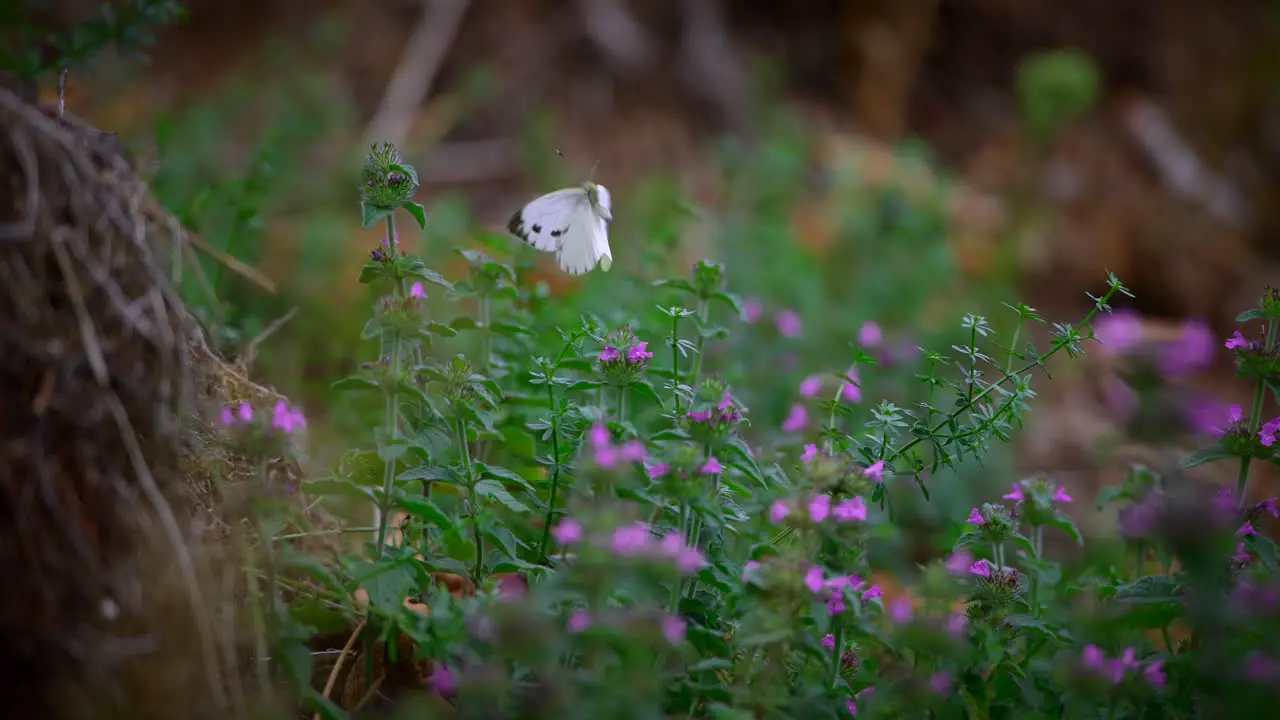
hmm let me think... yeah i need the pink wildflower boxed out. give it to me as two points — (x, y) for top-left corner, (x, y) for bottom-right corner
(219, 406), (235, 426)
(611, 522), (650, 555)
(969, 560), (991, 577)
(769, 500), (790, 524)
(833, 497), (867, 522)
(809, 494), (832, 522)
(599, 346), (620, 362)
(822, 633), (836, 650)
(618, 440), (647, 462)
(888, 598), (913, 623)
(646, 462), (669, 479)
(862, 585), (883, 601)
(775, 310), (803, 338)
(551, 519), (583, 545)
(700, 457), (723, 475)
(857, 321), (883, 348)
(863, 460), (885, 482)
(946, 612), (968, 637)
(799, 375), (823, 397)
(237, 402), (254, 422)
(662, 614), (687, 644)
(782, 403), (808, 433)
(409, 281), (427, 298)
(1226, 331), (1248, 350)
(804, 566), (826, 593)
(966, 507), (985, 525)
(945, 550), (974, 575)
(742, 560), (760, 580)
(801, 443), (818, 463)
(1238, 522), (1257, 538)
(741, 298), (762, 324)
(627, 341), (654, 364)
(1003, 483), (1025, 502)
(567, 609), (591, 633)
(1053, 487), (1073, 503)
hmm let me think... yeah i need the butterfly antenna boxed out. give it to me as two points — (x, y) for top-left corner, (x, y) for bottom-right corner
(588, 159), (600, 182)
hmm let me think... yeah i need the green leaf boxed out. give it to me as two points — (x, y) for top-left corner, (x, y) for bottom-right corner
(710, 291), (743, 315)
(653, 278), (696, 294)
(565, 380), (606, 393)
(1113, 575), (1184, 628)
(393, 492), (454, 532)
(361, 201), (393, 229)
(399, 465), (462, 485)
(331, 375), (380, 392)
(473, 479), (530, 513)
(1237, 308), (1266, 322)
(1094, 485), (1130, 511)
(304, 478), (374, 501)
(689, 657), (734, 673)
(403, 200), (427, 229)
(1178, 444), (1236, 469)
(627, 379), (665, 409)
(356, 263), (382, 285)
(477, 462), (540, 499)
(278, 545), (343, 592)
(351, 561), (416, 611)
(491, 321), (532, 337)
(449, 316), (481, 331)
(425, 321), (458, 338)
(952, 531), (985, 550)
(404, 263), (454, 290)
(1046, 510), (1084, 546)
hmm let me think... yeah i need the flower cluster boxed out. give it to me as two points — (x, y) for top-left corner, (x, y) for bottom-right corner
(596, 328), (654, 386)
(1080, 645), (1165, 688)
(586, 422), (648, 468)
(683, 389), (744, 441)
(552, 518), (706, 574)
(802, 566), (880, 616)
(219, 399), (307, 435)
(770, 493), (868, 525)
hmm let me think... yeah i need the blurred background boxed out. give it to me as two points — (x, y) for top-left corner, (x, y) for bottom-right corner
(9, 0), (1280, 551)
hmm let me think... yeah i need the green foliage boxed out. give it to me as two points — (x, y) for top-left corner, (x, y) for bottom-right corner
(1017, 48), (1103, 145)
(0, 0), (185, 80)
(217, 139), (1280, 719)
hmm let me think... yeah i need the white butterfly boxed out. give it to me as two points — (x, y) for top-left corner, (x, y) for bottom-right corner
(507, 182), (613, 275)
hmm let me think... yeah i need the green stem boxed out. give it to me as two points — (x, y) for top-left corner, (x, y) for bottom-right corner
(886, 288), (1119, 466)
(1236, 319), (1277, 506)
(827, 626), (844, 688)
(373, 213), (404, 558)
(538, 382), (563, 563)
(617, 384), (628, 422)
(671, 312), (683, 415)
(456, 413), (483, 583)
(479, 292), (492, 375)
(687, 298), (710, 388)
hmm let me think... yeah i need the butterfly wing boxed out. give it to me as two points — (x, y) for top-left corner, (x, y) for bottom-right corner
(590, 213), (612, 272)
(555, 204), (603, 275)
(507, 188), (585, 252)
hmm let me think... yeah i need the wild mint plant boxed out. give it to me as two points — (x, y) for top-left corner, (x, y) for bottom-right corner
(275, 141), (1280, 719)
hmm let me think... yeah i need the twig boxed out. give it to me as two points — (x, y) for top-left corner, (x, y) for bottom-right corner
(184, 229), (278, 292)
(574, 0), (656, 74)
(314, 620), (367, 720)
(364, 0), (471, 146)
(237, 306), (299, 373)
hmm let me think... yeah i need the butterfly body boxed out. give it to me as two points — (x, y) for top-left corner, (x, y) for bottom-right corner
(508, 182), (613, 275)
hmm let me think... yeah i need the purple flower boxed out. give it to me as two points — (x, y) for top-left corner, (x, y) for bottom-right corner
(1234, 542), (1250, 563)
(567, 609), (591, 633)
(969, 560), (991, 577)
(409, 282), (427, 298)
(809, 494), (831, 522)
(801, 443), (818, 464)
(822, 633), (836, 650)
(857, 321), (883, 348)
(742, 560), (760, 580)
(662, 615), (687, 644)
(775, 310), (803, 338)
(599, 346), (620, 362)
(782, 403), (808, 433)
(270, 400), (307, 433)
(588, 423), (611, 450)
(611, 522), (651, 554)
(1161, 319), (1214, 379)
(428, 665), (457, 695)
(826, 594), (847, 616)
(383, 229), (400, 250)
(946, 612), (968, 637)
(646, 462), (670, 479)
(1245, 652), (1280, 683)
(700, 457), (723, 475)
(804, 566), (826, 593)
(718, 390), (735, 410)
(1261, 417), (1280, 446)
(1003, 483), (1025, 502)
(551, 519), (583, 545)
(1094, 310), (1143, 356)
(928, 671), (952, 695)
(627, 341), (654, 364)
(1082, 645), (1106, 670)
(1053, 487), (1073, 503)
(1238, 522), (1257, 538)
(1103, 375), (1139, 420)
(219, 406), (235, 426)
(1144, 660), (1166, 688)
(833, 497), (867, 522)
(769, 500), (790, 524)
(966, 507), (985, 525)
(593, 443), (618, 469)
(863, 460), (885, 483)
(661, 533), (706, 573)
(862, 585), (883, 601)
(945, 550), (973, 576)
(1226, 331), (1248, 350)
(741, 298), (762, 324)
(841, 379), (862, 404)
(846, 699), (858, 716)
(888, 598), (913, 624)
(799, 375), (823, 397)
(237, 402), (254, 423)
(618, 440), (647, 462)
